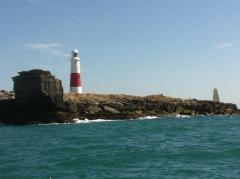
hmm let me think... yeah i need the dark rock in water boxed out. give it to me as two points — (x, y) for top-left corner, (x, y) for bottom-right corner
(12, 69), (63, 110)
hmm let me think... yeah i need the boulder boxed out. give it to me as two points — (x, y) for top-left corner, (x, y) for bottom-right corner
(86, 105), (102, 114)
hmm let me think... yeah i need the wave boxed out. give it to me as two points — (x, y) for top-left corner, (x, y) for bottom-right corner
(175, 114), (191, 118)
(37, 119), (117, 125)
(137, 116), (159, 120)
(73, 118), (117, 124)
(38, 115), (190, 126)
(73, 116), (160, 123)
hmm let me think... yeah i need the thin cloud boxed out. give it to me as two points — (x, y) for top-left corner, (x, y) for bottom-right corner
(216, 41), (240, 49)
(26, 43), (69, 58)
(26, 43), (61, 49)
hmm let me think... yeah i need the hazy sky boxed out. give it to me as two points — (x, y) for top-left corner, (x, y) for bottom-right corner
(1, 0), (240, 106)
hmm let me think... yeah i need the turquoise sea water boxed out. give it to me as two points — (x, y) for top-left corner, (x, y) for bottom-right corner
(1, 116), (240, 178)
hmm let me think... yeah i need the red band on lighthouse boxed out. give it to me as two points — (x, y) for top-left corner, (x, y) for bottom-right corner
(70, 73), (81, 87)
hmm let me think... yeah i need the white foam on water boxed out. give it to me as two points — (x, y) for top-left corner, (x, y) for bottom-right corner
(37, 118), (117, 125)
(73, 118), (85, 123)
(40, 121), (77, 125)
(37, 116), (161, 126)
(138, 116), (159, 120)
(73, 118), (117, 124)
(175, 114), (191, 118)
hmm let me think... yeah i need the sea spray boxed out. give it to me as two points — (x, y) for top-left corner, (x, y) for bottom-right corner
(73, 118), (117, 124)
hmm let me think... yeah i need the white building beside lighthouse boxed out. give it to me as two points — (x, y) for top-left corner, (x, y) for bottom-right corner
(70, 49), (82, 93)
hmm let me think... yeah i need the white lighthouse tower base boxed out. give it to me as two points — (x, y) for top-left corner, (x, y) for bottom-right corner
(70, 87), (82, 93)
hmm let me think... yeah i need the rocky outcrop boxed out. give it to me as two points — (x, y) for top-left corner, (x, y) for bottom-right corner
(0, 92), (239, 124)
(0, 69), (239, 125)
(63, 94), (240, 119)
(13, 69), (63, 109)
(0, 69), (66, 124)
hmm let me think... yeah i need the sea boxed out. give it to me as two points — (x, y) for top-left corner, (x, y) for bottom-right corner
(1, 115), (240, 179)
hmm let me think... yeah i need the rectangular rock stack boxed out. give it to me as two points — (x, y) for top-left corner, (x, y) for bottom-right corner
(12, 69), (64, 110)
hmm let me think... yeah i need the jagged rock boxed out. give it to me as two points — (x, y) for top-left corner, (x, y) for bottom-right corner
(176, 106), (184, 114)
(86, 105), (102, 114)
(12, 69), (63, 110)
(135, 110), (143, 115)
(182, 109), (194, 115)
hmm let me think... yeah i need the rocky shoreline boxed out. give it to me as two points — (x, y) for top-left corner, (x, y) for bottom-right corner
(0, 91), (239, 125)
(64, 93), (240, 117)
(0, 69), (239, 125)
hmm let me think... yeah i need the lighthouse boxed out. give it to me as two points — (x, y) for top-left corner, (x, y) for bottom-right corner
(70, 49), (82, 93)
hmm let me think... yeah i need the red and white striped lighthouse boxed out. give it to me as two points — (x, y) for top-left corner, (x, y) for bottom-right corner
(70, 49), (82, 93)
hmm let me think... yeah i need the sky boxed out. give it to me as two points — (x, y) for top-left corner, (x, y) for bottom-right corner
(1, 0), (240, 106)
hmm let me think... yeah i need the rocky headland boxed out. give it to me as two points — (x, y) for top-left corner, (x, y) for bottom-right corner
(0, 69), (239, 125)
